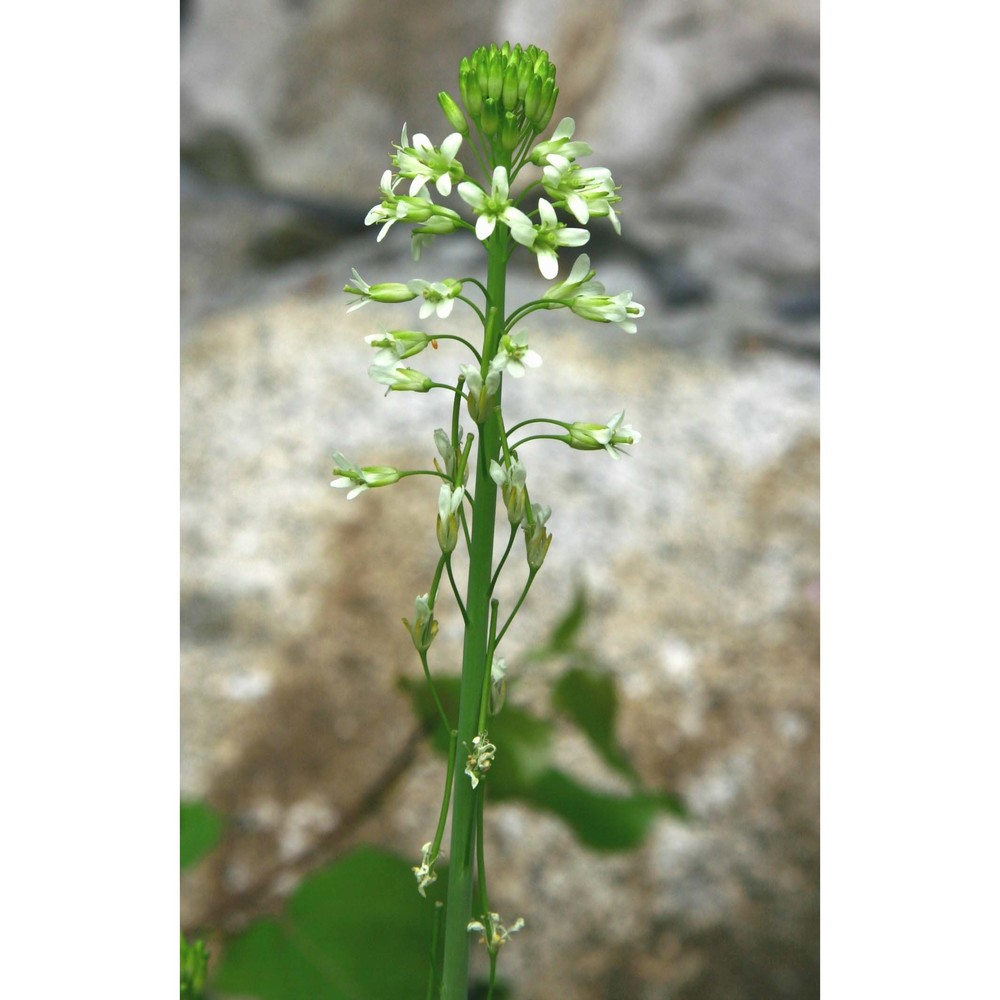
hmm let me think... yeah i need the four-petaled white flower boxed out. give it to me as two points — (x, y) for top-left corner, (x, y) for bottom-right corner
(406, 278), (463, 319)
(467, 911), (525, 951)
(567, 410), (641, 460)
(504, 198), (590, 279)
(489, 330), (542, 379)
(542, 160), (621, 233)
(365, 169), (460, 243)
(457, 166), (517, 241)
(330, 452), (401, 500)
(393, 125), (465, 197)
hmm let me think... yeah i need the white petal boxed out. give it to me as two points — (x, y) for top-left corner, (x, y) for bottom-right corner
(492, 165), (509, 200)
(419, 301), (435, 319)
(441, 132), (463, 160)
(522, 350), (542, 368)
(438, 298), (456, 319)
(537, 250), (559, 280)
(476, 214), (497, 241)
(346, 485), (369, 499)
(557, 227), (591, 247)
(457, 181), (487, 210)
(507, 361), (526, 378)
(566, 193), (589, 225)
(553, 117), (575, 140)
(538, 198), (557, 227)
(409, 176), (427, 197)
(436, 174), (453, 197)
(413, 133), (433, 152)
(568, 254), (591, 283)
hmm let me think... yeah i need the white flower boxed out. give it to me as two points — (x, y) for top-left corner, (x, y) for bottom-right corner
(505, 198), (590, 279)
(464, 731), (496, 789)
(368, 364), (433, 392)
(569, 286), (645, 334)
(364, 329), (430, 365)
(457, 166), (517, 241)
(522, 503), (553, 570)
(529, 117), (592, 167)
(542, 253), (596, 302)
(365, 169), (460, 243)
(406, 278), (463, 320)
(436, 484), (464, 554)
(403, 593), (437, 652)
(344, 268), (417, 313)
(468, 911), (525, 950)
(393, 125), (464, 197)
(567, 411), (641, 460)
(460, 362), (501, 422)
(542, 160), (621, 233)
(411, 841), (438, 898)
(330, 451), (401, 500)
(489, 456), (528, 525)
(489, 330), (542, 379)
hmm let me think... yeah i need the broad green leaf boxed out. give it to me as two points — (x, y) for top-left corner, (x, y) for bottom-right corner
(487, 706), (554, 793)
(552, 667), (637, 782)
(180, 801), (223, 870)
(212, 847), (441, 1000)
(545, 585), (588, 654)
(521, 768), (683, 850)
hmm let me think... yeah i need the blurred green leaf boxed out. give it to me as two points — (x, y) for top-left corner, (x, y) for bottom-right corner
(180, 801), (223, 870)
(213, 847), (441, 1000)
(553, 667), (637, 783)
(180, 933), (210, 999)
(544, 585), (588, 654)
(487, 706), (554, 793)
(522, 769), (683, 850)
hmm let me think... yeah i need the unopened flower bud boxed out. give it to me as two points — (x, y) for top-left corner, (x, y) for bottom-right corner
(481, 97), (500, 136)
(437, 91), (469, 135)
(502, 64), (520, 111)
(523, 74), (543, 124)
(501, 111), (520, 151)
(489, 458), (527, 526)
(534, 79), (557, 130)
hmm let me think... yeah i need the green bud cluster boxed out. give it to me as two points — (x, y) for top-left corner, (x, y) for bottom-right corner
(439, 42), (559, 160)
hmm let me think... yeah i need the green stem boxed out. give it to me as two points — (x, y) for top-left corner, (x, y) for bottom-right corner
(440, 226), (508, 1000)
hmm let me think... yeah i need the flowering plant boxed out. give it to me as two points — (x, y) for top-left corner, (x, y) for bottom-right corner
(334, 41), (644, 999)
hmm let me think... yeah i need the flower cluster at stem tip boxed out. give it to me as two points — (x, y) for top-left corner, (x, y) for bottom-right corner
(330, 42), (649, 972)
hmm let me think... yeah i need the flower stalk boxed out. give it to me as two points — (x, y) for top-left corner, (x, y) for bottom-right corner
(332, 40), (645, 998)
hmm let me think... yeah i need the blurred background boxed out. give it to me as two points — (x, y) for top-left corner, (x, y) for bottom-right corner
(180, 1), (819, 997)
